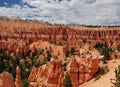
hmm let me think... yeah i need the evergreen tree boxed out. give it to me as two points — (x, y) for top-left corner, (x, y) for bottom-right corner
(70, 47), (75, 55)
(94, 42), (112, 63)
(0, 57), (4, 73)
(22, 79), (29, 87)
(63, 73), (72, 87)
(111, 65), (120, 87)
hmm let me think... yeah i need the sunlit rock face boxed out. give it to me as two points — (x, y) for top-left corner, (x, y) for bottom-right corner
(0, 18), (120, 53)
(66, 56), (99, 87)
(28, 46), (100, 87)
(28, 60), (64, 87)
(0, 72), (15, 87)
(15, 66), (22, 87)
(1, 18), (120, 54)
(0, 18), (119, 87)
(66, 45), (100, 87)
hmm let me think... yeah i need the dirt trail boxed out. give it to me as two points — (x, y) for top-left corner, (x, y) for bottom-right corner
(79, 59), (120, 87)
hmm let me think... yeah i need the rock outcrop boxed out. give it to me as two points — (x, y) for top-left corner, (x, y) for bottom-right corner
(28, 44), (100, 87)
(66, 58), (79, 87)
(29, 40), (65, 63)
(15, 66), (22, 87)
(66, 56), (99, 87)
(0, 72), (15, 87)
(0, 39), (65, 63)
(28, 60), (64, 87)
(66, 45), (100, 87)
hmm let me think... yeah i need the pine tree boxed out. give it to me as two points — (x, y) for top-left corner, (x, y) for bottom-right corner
(70, 47), (75, 55)
(111, 65), (120, 87)
(63, 73), (72, 87)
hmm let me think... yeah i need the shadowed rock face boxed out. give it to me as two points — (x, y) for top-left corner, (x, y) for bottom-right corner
(0, 72), (15, 87)
(28, 61), (64, 87)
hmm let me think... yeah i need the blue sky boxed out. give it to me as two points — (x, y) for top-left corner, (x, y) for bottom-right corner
(0, 0), (120, 25)
(0, 0), (22, 7)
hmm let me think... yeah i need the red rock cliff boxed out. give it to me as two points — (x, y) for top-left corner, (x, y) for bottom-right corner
(28, 60), (64, 87)
(66, 56), (99, 87)
(0, 18), (120, 51)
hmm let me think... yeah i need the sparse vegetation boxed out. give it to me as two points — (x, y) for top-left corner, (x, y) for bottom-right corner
(58, 42), (62, 46)
(94, 65), (109, 81)
(94, 75), (101, 81)
(22, 79), (29, 87)
(94, 42), (113, 63)
(0, 46), (51, 86)
(62, 62), (67, 71)
(111, 65), (120, 87)
(100, 65), (109, 75)
(63, 73), (72, 87)
(69, 47), (75, 55)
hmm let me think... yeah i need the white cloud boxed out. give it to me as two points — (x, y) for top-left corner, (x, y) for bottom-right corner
(0, 0), (120, 25)
(4, 2), (8, 6)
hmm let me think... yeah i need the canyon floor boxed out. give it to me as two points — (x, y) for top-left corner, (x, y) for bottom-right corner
(80, 59), (120, 87)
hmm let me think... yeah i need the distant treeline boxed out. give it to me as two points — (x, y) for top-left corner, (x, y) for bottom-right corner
(0, 16), (120, 28)
(67, 24), (120, 28)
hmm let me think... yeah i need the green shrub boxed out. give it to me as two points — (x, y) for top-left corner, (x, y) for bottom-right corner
(100, 65), (109, 75)
(94, 75), (101, 81)
(70, 47), (75, 55)
(111, 65), (120, 87)
(63, 73), (72, 87)
(22, 79), (29, 87)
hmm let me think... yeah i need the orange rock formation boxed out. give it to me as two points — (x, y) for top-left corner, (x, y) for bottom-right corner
(0, 17), (116, 87)
(0, 18), (120, 51)
(66, 56), (99, 87)
(28, 60), (64, 87)
(0, 72), (15, 87)
(15, 66), (22, 87)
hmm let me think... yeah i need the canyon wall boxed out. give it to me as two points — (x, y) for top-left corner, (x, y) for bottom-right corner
(0, 18), (120, 52)
(0, 18), (118, 87)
